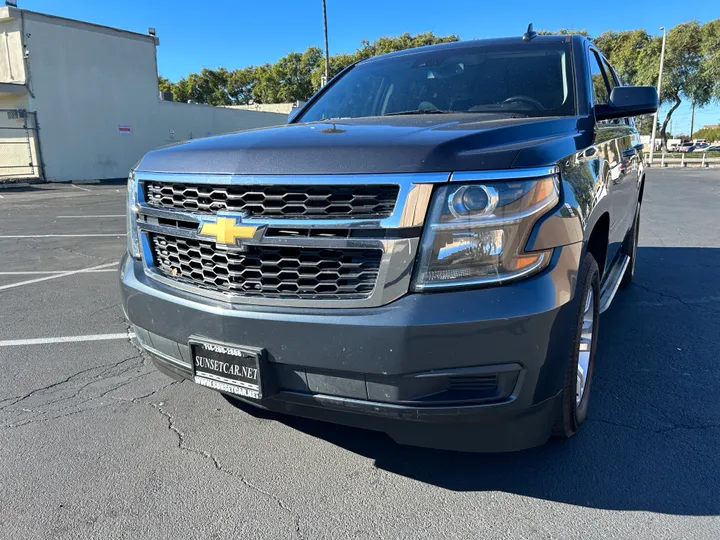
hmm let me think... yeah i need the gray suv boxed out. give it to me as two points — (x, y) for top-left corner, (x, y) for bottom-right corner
(120, 32), (657, 451)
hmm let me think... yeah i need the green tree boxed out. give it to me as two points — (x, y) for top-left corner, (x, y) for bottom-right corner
(310, 52), (356, 93)
(158, 75), (174, 96)
(692, 125), (720, 142)
(161, 32), (458, 105)
(593, 29), (654, 85)
(310, 32), (459, 93)
(632, 21), (716, 150)
(354, 31), (460, 59)
(252, 64), (281, 103)
(270, 47), (323, 102)
(699, 19), (720, 102)
(158, 22), (720, 117)
(159, 68), (232, 105)
(171, 77), (191, 103)
(537, 29), (590, 37)
(188, 68), (233, 105)
(227, 66), (259, 105)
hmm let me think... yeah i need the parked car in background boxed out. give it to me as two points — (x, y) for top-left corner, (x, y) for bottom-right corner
(121, 32), (658, 452)
(705, 145), (720, 152)
(667, 139), (682, 151)
(678, 143), (695, 153)
(692, 143), (710, 152)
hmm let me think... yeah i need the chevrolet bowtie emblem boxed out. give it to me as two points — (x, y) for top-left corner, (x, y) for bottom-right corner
(199, 216), (262, 245)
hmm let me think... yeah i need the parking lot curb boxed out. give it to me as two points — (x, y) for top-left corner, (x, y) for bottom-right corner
(0, 178), (128, 190)
(0, 179), (44, 190)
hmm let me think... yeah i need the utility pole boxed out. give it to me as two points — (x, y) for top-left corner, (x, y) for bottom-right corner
(690, 102), (695, 140)
(649, 26), (667, 164)
(322, 0), (329, 86)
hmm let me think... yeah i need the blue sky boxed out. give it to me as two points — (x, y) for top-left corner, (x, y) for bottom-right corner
(19, 0), (720, 134)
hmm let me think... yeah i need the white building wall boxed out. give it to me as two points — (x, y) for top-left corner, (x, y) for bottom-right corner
(0, 8), (26, 85)
(0, 8), (33, 179)
(17, 11), (284, 182)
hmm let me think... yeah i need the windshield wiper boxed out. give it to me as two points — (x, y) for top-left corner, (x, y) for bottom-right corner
(383, 108), (449, 116)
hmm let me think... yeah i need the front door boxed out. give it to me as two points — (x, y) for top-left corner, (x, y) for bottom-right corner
(588, 49), (634, 271)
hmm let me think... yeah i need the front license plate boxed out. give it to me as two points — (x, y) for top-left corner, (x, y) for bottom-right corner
(190, 340), (263, 399)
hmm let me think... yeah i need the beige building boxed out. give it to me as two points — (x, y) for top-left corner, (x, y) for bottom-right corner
(0, 6), (285, 182)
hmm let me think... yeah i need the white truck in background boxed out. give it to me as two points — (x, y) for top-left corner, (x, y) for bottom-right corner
(639, 136), (680, 151)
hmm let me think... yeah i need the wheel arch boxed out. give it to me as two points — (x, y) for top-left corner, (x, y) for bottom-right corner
(584, 212), (610, 279)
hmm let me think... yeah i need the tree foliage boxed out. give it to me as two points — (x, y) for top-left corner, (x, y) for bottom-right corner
(536, 28), (590, 37)
(594, 20), (719, 149)
(158, 21), (720, 147)
(159, 32), (458, 106)
(692, 125), (720, 142)
(594, 30), (654, 85)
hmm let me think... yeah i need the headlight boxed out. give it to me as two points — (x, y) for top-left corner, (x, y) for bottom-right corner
(126, 171), (142, 260)
(411, 174), (559, 290)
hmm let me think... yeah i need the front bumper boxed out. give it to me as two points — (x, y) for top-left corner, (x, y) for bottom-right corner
(120, 242), (582, 452)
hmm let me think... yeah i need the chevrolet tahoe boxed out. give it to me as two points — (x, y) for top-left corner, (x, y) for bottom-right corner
(120, 31), (658, 452)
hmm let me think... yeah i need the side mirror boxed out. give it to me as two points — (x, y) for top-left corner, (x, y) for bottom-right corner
(594, 86), (658, 121)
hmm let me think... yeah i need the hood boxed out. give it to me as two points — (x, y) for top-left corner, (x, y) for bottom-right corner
(136, 115), (594, 175)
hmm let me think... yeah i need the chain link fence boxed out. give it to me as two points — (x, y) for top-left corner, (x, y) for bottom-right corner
(0, 109), (43, 180)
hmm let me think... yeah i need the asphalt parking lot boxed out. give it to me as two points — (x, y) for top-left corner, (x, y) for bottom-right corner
(0, 169), (718, 539)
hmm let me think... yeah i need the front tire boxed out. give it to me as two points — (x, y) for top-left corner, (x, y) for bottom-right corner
(552, 253), (600, 439)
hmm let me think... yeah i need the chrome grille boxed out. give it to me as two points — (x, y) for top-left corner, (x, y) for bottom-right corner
(144, 182), (399, 219)
(151, 234), (382, 299)
(134, 171), (444, 307)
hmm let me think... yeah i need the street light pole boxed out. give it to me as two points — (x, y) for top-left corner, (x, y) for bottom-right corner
(322, 0), (329, 86)
(649, 26), (666, 165)
(690, 101), (695, 140)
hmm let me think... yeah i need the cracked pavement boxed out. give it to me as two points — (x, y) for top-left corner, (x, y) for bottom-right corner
(0, 171), (719, 539)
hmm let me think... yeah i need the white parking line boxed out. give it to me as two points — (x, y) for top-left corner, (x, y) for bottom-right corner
(56, 215), (124, 218)
(71, 184), (91, 192)
(0, 234), (124, 238)
(0, 269), (116, 275)
(0, 261), (118, 291)
(0, 332), (135, 347)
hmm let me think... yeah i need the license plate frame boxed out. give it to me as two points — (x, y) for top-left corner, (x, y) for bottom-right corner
(190, 338), (265, 400)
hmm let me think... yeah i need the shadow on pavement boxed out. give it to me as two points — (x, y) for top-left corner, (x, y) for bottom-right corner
(228, 247), (720, 516)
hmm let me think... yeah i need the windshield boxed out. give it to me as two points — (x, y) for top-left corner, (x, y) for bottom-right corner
(298, 41), (576, 122)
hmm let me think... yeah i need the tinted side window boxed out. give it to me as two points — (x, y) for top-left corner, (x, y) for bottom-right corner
(602, 59), (631, 125)
(603, 59), (617, 89)
(589, 50), (610, 106)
